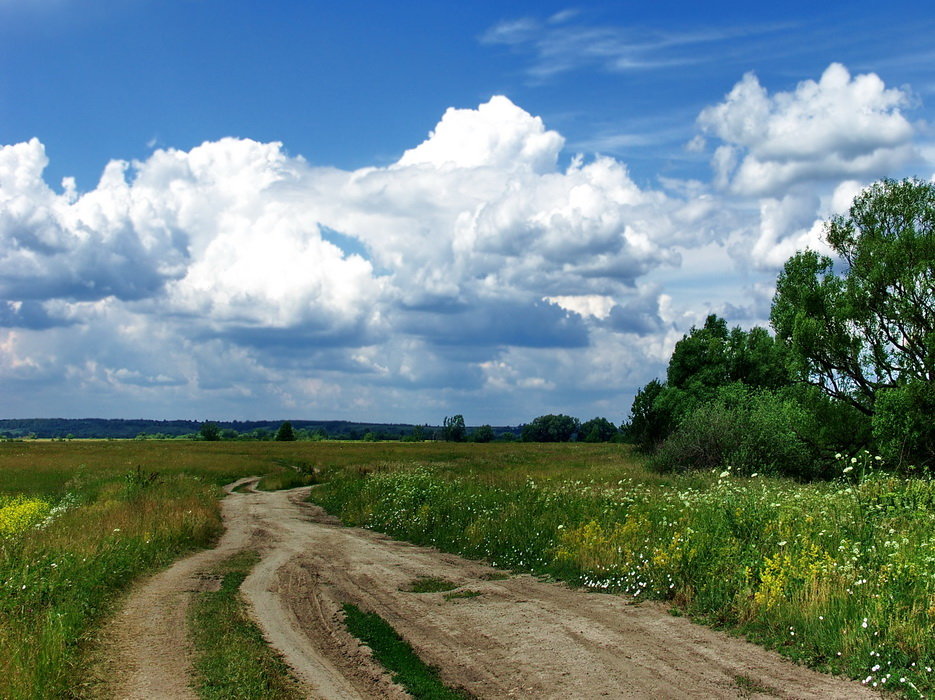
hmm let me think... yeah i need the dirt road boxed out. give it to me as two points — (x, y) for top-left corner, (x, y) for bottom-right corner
(102, 483), (876, 699)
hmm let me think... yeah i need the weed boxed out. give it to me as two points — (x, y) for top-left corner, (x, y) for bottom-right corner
(478, 571), (509, 581)
(733, 674), (779, 697)
(444, 590), (482, 601)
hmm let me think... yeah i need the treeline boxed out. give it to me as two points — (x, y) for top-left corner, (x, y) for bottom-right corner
(0, 417), (530, 442)
(624, 178), (934, 478)
(0, 418), (431, 441)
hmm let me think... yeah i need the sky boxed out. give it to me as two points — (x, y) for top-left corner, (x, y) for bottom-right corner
(1, 1), (933, 425)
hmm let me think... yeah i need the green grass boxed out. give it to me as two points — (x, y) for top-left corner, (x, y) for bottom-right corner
(342, 603), (469, 699)
(402, 576), (458, 593)
(443, 590), (482, 601)
(311, 452), (935, 698)
(190, 550), (301, 699)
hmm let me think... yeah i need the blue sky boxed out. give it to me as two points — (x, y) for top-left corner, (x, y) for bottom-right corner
(1, 1), (933, 424)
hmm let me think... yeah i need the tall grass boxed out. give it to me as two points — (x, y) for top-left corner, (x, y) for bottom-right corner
(312, 454), (935, 698)
(0, 440), (339, 699)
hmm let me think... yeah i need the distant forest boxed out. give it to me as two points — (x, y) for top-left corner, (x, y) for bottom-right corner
(0, 418), (522, 441)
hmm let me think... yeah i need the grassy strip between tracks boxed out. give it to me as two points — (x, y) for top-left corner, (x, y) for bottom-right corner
(342, 603), (470, 699)
(189, 550), (302, 700)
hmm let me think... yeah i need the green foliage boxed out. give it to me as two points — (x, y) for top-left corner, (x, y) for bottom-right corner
(442, 415), (466, 442)
(521, 414), (580, 442)
(771, 178), (934, 467)
(579, 417), (619, 443)
(342, 603), (467, 699)
(471, 424), (494, 443)
(623, 379), (670, 451)
(626, 316), (794, 456)
(199, 422), (221, 441)
(668, 315), (791, 397)
(873, 381), (935, 470)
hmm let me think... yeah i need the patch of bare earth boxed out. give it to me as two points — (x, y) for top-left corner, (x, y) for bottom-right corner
(96, 483), (877, 699)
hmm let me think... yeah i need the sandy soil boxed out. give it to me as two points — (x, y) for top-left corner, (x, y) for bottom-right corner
(99, 482), (878, 699)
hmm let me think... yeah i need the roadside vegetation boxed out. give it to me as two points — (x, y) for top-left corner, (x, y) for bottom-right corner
(313, 453), (935, 697)
(626, 178), (933, 478)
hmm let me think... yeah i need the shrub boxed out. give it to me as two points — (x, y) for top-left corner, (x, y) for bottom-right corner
(651, 384), (817, 478)
(874, 381), (935, 471)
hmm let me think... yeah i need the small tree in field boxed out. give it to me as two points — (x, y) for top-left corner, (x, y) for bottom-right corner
(275, 421), (296, 441)
(199, 422), (220, 441)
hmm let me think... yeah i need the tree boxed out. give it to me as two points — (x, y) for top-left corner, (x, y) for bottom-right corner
(521, 414), (580, 442)
(442, 415), (466, 442)
(625, 316), (792, 453)
(275, 421), (296, 441)
(579, 417), (618, 442)
(472, 424), (495, 443)
(771, 178), (934, 466)
(199, 422), (220, 441)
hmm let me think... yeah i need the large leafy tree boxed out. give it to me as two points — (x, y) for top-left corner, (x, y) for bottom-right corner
(579, 417), (619, 443)
(771, 178), (934, 467)
(442, 414), (466, 442)
(625, 316), (791, 452)
(771, 178), (934, 414)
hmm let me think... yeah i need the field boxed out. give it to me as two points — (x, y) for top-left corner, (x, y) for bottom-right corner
(1, 440), (933, 698)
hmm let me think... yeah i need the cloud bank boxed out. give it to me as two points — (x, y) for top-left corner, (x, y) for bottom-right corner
(0, 65), (927, 422)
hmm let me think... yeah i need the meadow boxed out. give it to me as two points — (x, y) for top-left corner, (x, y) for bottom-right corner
(1, 440), (933, 697)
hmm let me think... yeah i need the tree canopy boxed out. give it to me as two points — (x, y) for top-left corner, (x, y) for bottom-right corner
(275, 421), (296, 441)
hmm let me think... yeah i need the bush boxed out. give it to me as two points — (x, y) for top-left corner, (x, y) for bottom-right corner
(650, 384), (818, 478)
(874, 381), (935, 471)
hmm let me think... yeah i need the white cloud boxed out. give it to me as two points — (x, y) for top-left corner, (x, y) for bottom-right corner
(0, 96), (693, 420)
(0, 75), (928, 423)
(699, 63), (917, 195)
(397, 95), (564, 173)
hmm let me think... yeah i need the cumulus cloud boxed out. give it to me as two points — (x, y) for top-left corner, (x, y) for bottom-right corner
(0, 72), (927, 423)
(0, 96), (692, 420)
(699, 63), (917, 196)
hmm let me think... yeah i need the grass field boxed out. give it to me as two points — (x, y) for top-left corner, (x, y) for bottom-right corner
(2, 440), (933, 698)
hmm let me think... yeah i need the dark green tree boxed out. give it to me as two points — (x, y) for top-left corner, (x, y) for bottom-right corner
(625, 317), (792, 453)
(275, 421), (296, 441)
(623, 379), (669, 451)
(472, 424), (495, 443)
(199, 422), (220, 441)
(442, 415), (466, 442)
